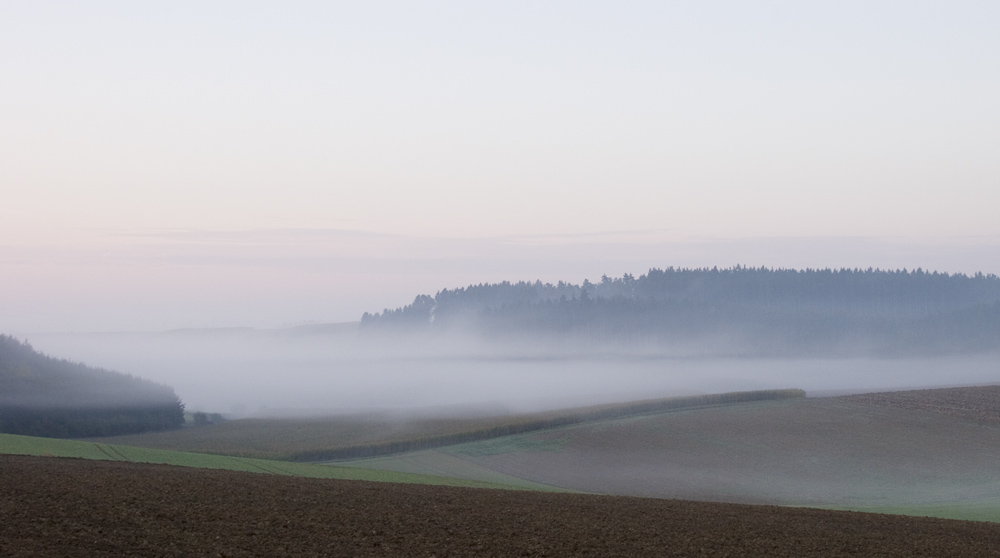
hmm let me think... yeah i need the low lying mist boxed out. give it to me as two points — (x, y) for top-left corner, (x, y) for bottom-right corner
(24, 326), (1000, 418)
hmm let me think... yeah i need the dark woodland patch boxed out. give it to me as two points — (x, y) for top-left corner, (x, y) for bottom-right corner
(0, 335), (184, 437)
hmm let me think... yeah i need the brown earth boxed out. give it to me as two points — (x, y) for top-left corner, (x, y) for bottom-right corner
(4, 455), (1000, 557)
(844, 385), (1000, 422)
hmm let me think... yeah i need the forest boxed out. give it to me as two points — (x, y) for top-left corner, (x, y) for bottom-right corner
(0, 335), (184, 437)
(360, 267), (1000, 356)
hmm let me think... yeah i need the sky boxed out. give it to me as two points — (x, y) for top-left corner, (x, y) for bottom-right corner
(3, 1), (999, 333)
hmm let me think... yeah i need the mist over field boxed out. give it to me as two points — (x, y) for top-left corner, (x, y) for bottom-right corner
(4, 2), (1000, 430)
(14, 268), (997, 417)
(8, 6), (1000, 553)
(24, 325), (1000, 418)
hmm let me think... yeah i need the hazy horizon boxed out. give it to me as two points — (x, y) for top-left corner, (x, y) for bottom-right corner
(5, 239), (1000, 334)
(3, 2), (999, 334)
(22, 327), (1000, 417)
(3, 3), (999, 416)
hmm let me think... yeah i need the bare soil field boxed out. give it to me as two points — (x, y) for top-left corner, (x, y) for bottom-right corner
(844, 385), (1000, 422)
(5, 454), (1000, 558)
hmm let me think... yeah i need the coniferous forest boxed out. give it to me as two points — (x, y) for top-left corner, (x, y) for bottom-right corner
(361, 267), (1000, 356)
(0, 335), (185, 437)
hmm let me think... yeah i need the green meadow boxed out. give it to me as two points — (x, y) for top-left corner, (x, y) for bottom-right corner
(0, 432), (550, 491)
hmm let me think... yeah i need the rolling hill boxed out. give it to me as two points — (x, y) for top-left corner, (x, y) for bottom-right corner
(333, 385), (1000, 522)
(54, 383), (1000, 522)
(87, 390), (803, 460)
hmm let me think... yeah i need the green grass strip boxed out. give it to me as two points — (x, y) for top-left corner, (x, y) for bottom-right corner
(0, 432), (546, 491)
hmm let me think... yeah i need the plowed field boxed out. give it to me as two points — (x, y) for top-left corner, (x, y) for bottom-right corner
(4, 455), (1000, 557)
(844, 385), (1000, 422)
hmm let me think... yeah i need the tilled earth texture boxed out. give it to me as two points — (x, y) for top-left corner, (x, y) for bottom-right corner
(844, 385), (1000, 422)
(5, 456), (1000, 558)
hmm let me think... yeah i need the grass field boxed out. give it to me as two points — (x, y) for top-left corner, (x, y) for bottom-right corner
(0, 432), (557, 490)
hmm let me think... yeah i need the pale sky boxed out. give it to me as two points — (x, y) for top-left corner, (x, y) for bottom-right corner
(2, 1), (999, 332)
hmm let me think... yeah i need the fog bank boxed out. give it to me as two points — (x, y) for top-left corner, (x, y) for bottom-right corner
(23, 328), (1000, 418)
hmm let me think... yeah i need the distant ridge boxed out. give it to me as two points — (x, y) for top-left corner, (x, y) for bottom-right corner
(361, 267), (1000, 356)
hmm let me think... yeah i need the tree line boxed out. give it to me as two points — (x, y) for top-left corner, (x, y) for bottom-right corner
(0, 335), (185, 437)
(360, 267), (1000, 356)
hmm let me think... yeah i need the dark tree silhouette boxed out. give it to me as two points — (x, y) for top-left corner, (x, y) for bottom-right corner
(0, 335), (185, 438)
(360, 267), (1000, 356)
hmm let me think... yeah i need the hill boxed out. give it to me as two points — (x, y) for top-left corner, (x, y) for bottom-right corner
(0, 335), (184, 437)
(6, 454), (1000, 557)
(336, 385), (1000, 523)
(47, 383), (1000, 523)
(361, 267), (1000, 356)
(88, 390), (804, 460)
